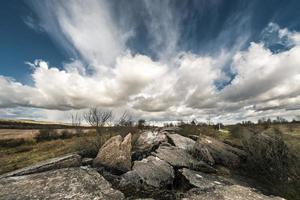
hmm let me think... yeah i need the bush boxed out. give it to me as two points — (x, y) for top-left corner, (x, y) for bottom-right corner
(15, 145), (33, 153)
(0, 138), (26, 148)
(241, 128), (300, 199)
(35, 129), (60, 142)
(60, 130), (73, 139)
(242, 128), (289, 182)
(75, 133), (113, 158)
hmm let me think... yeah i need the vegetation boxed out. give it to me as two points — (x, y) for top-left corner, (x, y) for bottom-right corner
(1, 115), (300, 199)
(84, 107), (113, 135)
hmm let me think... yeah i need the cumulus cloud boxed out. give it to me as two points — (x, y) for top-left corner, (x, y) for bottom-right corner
(1, 0), (300, 123)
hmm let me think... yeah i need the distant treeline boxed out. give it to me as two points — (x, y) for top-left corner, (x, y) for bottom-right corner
(0, 120), (76, 129)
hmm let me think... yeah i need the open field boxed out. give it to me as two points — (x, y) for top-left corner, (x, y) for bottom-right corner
(0, 129), (38, 140)
(0, 119), (77, 129)
(0, 126), (139, 174)
(0, 122), (300, 199)
(0, 128), (92, 140)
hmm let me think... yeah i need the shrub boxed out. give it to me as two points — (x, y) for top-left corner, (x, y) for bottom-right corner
(75, 133), (113, 158)
(60, 130), (73, 139)
(15, 145), (33, 153)
(35, 129), (60, 142)
(241, 127), (300, 199)
(0, 138), (26, 148)
(242, 128), (289, 182)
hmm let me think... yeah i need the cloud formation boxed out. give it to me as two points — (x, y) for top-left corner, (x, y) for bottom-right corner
(1, 0), (300, 123)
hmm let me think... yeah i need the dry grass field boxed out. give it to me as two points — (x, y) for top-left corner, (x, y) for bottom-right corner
(0, 122), (300, 199)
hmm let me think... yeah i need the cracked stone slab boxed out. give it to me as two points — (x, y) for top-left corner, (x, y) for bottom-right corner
(0, 167), (125, 200)
(0, 153), (82, 179)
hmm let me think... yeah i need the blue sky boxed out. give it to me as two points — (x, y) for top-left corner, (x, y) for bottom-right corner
(0, 1), (67, 83)
(0, 0), (300, 123)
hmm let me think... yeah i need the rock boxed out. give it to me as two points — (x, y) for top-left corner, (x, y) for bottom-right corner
(193, 142), (215, 165)
(133, 131), (168, 159)
(153, 144), (216, 173)
(123, 155), (174, 188)
(0, 167), (125, 200)
(197, 136), (247, 168)
(0, 153), (81, 179)
(93, 133), (132, 172)
(183, 185), (285, 200)
(120, 170), (143, 188)
(188, 135), (199, 141)
(82, 157), (93, 166)
(160, 127), (181, 133)
(166, 133), (195, 150)
(180, 168), (229, 191)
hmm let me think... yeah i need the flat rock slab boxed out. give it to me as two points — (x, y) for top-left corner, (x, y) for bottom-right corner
(0, 167), (124, 200)
(0, 153), (81, 179)
(166, 133), (195, 150)
(198, 136), (247, 168)
(160, 127), (181, 133)
(183, 185), (285, 200)
(130, 155), (174, 188)
(153, 144), (216, 173)
(180, 168), (229, 191)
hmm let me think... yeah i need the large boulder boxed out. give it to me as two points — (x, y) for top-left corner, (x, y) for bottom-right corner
(193, 142), (215, 165)
(166, 133), (195, 150)
(180, 168), (229, 191)
(133, 131), (168, 159)
(183, 185), (285, 200)
(122, 155), (174, 188)
(93, 133), (132, 172)
(197, 136), (247, 168)
(0, 167), (125, 200)
(153, 144), (216, 173)
(0, 153), (81, 179)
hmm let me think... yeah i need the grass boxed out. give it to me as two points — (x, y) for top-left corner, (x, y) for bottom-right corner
(0, 126), (140, 175)
(0, 138), (80, 174)
(1, 123), (300, 199)
(177, 123), (300, 200)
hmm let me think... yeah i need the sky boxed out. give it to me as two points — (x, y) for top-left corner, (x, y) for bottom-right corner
(0, 0), (300, 124)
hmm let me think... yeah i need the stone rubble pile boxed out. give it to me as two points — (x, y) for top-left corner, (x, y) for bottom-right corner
(0, 129), (285, 200)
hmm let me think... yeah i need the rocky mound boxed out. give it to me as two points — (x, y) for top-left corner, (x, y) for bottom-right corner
(0, 129), (286, 200)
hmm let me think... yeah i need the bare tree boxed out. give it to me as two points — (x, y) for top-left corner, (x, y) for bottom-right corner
(71, 112), (82, 134)
(137, 119), (146, 129)
(84, 107), (113, 134)
(118, 111), (133, 127)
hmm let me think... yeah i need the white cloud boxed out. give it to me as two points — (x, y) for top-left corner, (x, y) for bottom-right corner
(1, 1), (300, 123)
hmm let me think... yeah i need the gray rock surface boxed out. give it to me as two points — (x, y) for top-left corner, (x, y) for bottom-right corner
(134, 130), (168, 153)
(0, 153), (81, 179)
(82, 157), (93, 166)
(180, 168), (229, 191)
(160, 127), (181, 133)
(166, 133), (195, 150)
(193, 142), (215, 165)
(154, 144), (216, 173)
(183, 185), (285, 200)
(197, 136), (247, 168)
(0, 167), (125, 200)
(125, 155), (174, 188)
(188, 135), (199, 141)
(93, 133), (132, 172)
